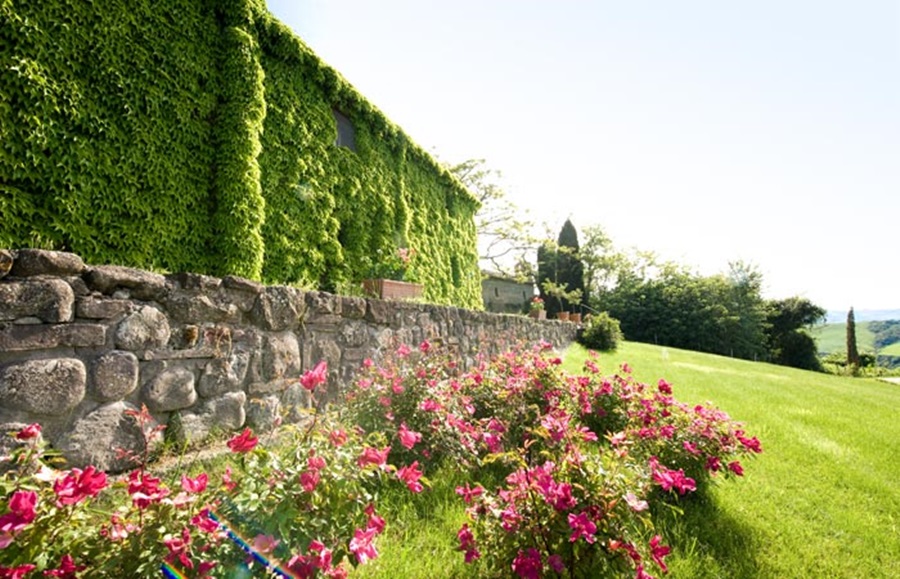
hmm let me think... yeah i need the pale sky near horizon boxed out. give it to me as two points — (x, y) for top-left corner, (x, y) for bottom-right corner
(266, 0), (899, 312)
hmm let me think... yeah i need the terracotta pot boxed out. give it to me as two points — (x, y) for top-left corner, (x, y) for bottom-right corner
(529, 309), (546, 320)
(363, 279), (424, 300)
(556, 311), (570, 321)
(569, 313), (582, 324)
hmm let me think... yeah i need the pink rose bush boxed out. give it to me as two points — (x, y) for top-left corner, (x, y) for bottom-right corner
(0, 344), (760, 578)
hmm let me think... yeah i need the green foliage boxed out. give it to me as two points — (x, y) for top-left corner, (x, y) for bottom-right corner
(765, 297), (826, 371)
(537, 220), (586, 318)
(0, 1), (481, 307)
(578, 311), (623, 352)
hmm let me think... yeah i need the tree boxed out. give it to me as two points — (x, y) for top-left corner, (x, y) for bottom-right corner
(537, 220), (585, 318)
(765, 297), (826, 371)
(846, 307), (860, 367)
(446, 159), (537, 279)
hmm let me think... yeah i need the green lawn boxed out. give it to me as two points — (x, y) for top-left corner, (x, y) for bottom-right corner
(354, 341), (900, 578)
(881, 341), (900, 356)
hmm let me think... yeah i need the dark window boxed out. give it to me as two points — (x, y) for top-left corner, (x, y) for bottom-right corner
(333, 109), (356, 151)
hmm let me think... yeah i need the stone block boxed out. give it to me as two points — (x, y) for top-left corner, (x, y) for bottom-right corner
(0, 324), (107, 351)
(0, 358), (86, 415)
(197, 352), (249, 398)
(91, 351), (139, 402)
(115, 306), (170, 350)
(167, 272), (222, 292)
(9, 249), (85, 277)
(55, 401), (153, 472)
(0, 279), (74, 322)
(250, 286), (305, 331)
(76, 296), (132, 320)
(83, 265), (168, 301)
(306, 291), (340, 315)
(246, 395), (280, 431)
(340, 296), (367, 319)
(260, 331), (301, 382)
(142, 365), (197, 412)
(0, 250), (12, 279)
(165, 293), (240, 324)
(201, 391), (246, 431)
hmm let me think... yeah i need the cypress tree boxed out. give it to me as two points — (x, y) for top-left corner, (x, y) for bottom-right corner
(847, 307), (860, 367)
(556, 219), (585, 314)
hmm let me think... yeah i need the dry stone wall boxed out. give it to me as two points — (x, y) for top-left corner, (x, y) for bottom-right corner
(0, 249), (577, 472)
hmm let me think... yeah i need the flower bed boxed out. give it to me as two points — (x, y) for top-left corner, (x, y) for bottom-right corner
(0, 343), (761, 578)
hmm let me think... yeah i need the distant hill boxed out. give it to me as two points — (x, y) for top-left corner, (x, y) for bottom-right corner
(825, 309), (900, 323)
(811, 322), (876, 354)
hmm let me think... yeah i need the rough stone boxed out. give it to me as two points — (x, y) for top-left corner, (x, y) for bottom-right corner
(0, 421), (44, 475)
(250, 286), (305, 331)
(0, 358), (86, 415)
(9, 249), (85, 277)
(12, 317), (43, 325)
(0, 279), (74, 322)
(142, 365), (196, 412)
(166, 293), (240, 324)
(83, 265), (168, 301)
(66, 276), (90, 297)
(280, 383), (312, 422)
(0, 324), (106, 351)
(246, 395), (281, 431)
(0, 250), (14, 279)
(340, 296), (367, 319)
(91, 351), (139, 402)
(55, 401), (153, 472)
(115, 306), (171, 350)
(200, 391), (246, 431)
(339, 320), (370, 348)
(167, 272), (222, 292)
(306, 291), (341, 315)
(197, 352), (249, 398)
(222, 275), (263, 294)
(261, 331), (301, 382)
(76, 296), (132, 320)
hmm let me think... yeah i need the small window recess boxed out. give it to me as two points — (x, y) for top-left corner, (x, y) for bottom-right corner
(333, 109), (357, 151)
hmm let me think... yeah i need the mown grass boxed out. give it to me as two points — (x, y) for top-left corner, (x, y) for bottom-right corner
(350, 341), (900, 578)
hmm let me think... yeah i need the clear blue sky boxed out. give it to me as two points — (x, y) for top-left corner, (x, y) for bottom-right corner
(266, 0), (899, 311)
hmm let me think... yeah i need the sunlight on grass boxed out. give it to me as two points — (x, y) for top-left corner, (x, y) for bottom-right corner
(574, 341), (900, 578)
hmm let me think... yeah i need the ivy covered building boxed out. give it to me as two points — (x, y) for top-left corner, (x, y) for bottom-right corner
(0, 0), (481, 308)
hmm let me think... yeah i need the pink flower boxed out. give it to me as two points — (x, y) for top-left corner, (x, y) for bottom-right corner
(397, 423), (422, 450)
(349, 527), (378, 564)
(164, 527), (194, 570)
(357, 446), (390, 468)
(0, 490), (37, 534)
(53, 466), (108, 507)
(41, 554), (86, 578)
(511, 548), (542, 579)
(181, 473), (208, 494)
(567, 511), (597, 543)
(649, 535), (671, 573)
(252, 534), (280, 555)
(300, 470), (320, 493)
(625, 492), (649, 512)
(728, 461), (744, 476)
(329, 429), (348, 447)
(396, 344), (411, 357)
(649, 457), (696, 495)
(454, 483), (484, 504)
(657, 379), (673, 394)
(548, 554), (566, 573)
(706, 455), (721, 473)
(397, 461), (424, 493)
(0, 564), (35, 579)
(191, 509), (220, 534)
(301, 360), (328, 391)
(736, 431), (763, 453)
(636, 565), (656, 579)
(307, 453), (327, 471)
(227, 428), (258, 453)
(419, 340), (431, 353)
(419, 399), (442, 412)
(222, 466), (238, 491)
(127, 470), (169, 509)
(15, 424), (41, 440)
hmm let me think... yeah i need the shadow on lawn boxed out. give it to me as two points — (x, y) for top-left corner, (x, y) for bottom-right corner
(656, 491), (772, 579)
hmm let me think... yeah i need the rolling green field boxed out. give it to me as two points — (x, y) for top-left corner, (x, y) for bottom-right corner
(354, 341), (900, 578)
(810, 321), (876, 354)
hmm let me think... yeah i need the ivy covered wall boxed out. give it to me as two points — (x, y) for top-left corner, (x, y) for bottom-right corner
(0, 0), (481, 308)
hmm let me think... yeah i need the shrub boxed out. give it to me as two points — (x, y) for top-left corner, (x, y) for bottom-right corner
(579, 311), (624, 352)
